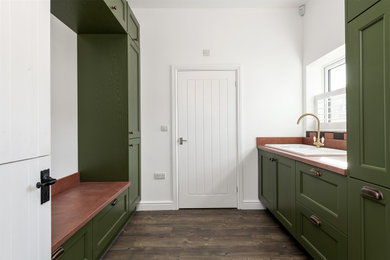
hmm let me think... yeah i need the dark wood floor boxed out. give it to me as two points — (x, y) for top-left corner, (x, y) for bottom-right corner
(103, 209), (312, 260)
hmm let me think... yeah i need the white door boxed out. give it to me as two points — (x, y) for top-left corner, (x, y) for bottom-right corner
(0, 0), (51, 259)
(178, 71), (238, 208)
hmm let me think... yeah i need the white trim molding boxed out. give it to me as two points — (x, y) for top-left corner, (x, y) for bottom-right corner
(171, 64), (243, 210)
(137, 200), (176, 211)
(241, 200), (266, 210)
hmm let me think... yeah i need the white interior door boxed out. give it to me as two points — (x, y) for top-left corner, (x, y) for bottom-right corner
(178, 70), (237, 208)
(0, 0), (51, 259)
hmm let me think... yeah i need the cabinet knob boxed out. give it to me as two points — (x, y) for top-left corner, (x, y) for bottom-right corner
(110, 5), (117, 10)
(111, 198), (119, 206)
(268, 157), (277, 162)
(129, 131), (134, 134)
(361, 186), (384, 200)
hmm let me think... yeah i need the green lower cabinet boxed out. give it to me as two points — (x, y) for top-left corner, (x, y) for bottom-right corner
(53, 222), (93, 260)
(274, 155), (296, 236)
(258, 150), (276, 211)
(129, 138), (141, 212)
(348, 178), (390, 260)
(92, 188), (130, 259)
(296, 162), (348, 234)
(296, 202), (348, 260)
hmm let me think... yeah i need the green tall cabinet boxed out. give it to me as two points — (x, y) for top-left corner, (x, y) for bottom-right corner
(347, 0), (390, 258)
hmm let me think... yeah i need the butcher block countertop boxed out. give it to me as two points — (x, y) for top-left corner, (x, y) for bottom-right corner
(257, 137), (347, 176)
(51, 175), (130, 252)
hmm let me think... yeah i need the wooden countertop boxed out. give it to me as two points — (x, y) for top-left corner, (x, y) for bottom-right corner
(51, 181), (130, 252)
(257, 137), (347, 176)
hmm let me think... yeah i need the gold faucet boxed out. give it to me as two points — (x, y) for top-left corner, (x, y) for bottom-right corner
(297, 113), (324, 148)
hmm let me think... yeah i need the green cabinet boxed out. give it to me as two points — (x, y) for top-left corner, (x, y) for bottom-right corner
(258, 150), (276, 211)
(348, 178), (390, 260)
(296, 202), (348, 260)
(258, 150), (296, 235)
(129, 138), (141, 211)
(92, 189), (130, 259)
(296, 162), (348, 234)
(128, 6), (140, 43)
(104, 0), (127, 29)
(346, 0), (381, 21)
(347, 0), (390, 189)
(52, 223), (93, 260)
(128, 38), (141, 139)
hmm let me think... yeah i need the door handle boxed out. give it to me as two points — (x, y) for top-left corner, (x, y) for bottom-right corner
(361, 186), (384, 200)
(179, 137), (188, 145)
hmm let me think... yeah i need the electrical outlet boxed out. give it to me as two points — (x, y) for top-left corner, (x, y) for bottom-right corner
(154, 172), (166, 180)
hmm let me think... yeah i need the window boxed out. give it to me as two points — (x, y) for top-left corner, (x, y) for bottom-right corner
(314, 59), (346, 129)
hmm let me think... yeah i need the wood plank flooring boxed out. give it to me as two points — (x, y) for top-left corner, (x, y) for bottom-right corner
(103, 209), (312, 260)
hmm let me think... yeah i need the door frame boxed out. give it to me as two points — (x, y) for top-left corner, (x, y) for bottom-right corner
(171, 64), (242, 209)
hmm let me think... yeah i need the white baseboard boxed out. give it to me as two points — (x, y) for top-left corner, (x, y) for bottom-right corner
(240, 200), (265, 210)
(137, 200), (176, 211)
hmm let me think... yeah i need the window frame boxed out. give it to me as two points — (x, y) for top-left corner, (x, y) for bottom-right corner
(314, 58), (347, 130)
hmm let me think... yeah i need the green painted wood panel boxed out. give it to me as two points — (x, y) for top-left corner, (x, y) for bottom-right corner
(128, 38), (141, 139)
(274, 155), (296, 236)
(296, 162), (347, 234)
(92, 188), (130, 260)
(104, 0), (127, 29)
(78, 35), (129, 182)
(51, 0), (127, 34)
(347, 0), (390, 188)
(55, 222), (93, 260)
(127, 6), (140, 42)
(296, 202), (347, 260)
(129, 138), (141, 212)
(347, 0), (380, 22)
(348, 177), (390, 260)
(258, 150), (276, 212)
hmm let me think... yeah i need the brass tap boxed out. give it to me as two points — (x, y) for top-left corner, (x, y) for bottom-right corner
(297, 113), (324, 148)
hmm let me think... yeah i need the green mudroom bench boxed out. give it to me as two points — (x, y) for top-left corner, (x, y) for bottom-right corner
(51, 173), (132, 260)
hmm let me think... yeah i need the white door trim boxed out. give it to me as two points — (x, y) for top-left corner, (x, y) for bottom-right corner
(171, 65), (242, 210)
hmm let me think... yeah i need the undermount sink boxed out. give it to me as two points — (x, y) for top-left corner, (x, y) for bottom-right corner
(265, 144), (347, 157)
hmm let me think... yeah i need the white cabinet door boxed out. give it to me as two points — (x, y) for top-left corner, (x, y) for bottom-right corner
(0, 156), (51, 260)
(0, 0), (51, 164)
(178, 71), (238, 208)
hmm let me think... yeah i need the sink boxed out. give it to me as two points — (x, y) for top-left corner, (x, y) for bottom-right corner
(265, 144), (347, 157)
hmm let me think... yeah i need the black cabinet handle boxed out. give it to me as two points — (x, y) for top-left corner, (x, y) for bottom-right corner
(268, 158), (277, 162)
(310, 215), (321, 227)
(361, 186), (384, 200)
(111, 198), (119, 206)
(129, 131), (134, 134)
(129, 144), (134, 147)
(51, 247), (64, 260)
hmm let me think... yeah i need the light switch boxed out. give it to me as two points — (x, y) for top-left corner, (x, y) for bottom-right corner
(161, 125), (168, 132)
(203, 49), (210, 57)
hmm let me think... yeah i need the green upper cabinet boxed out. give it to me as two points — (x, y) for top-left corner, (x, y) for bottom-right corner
(347, 0), (381, 22)
(104, 0), (127, 29)
(128, 38), (141, 139)
(347, 0), (390, 188)
(274, 155), (296, 236)
(258, 150), (276, 211)
(349, 178), (390, 260)
(128, 6), (140, 44)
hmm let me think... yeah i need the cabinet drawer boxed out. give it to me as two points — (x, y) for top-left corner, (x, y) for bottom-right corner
(347, 0), (380, 21)
(296, 162), (347, 234)
(52, 222), (92, 260)
(127, 6), (139, 42)
(296, 202), (347, 260)
(92, 188), (129, 259)
(104, 0), (127, 29)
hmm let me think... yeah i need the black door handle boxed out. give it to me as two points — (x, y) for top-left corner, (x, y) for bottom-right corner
(36, 169), (57, 204)
(36, 176), (57, 189)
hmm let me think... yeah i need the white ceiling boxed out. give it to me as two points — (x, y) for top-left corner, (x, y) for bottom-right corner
(129, 0), (309, 8)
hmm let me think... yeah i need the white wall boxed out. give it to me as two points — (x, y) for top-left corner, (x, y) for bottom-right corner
(302, 0), (345, 131)
(134, 8), (304, 210)
(50, 15), (78, 179)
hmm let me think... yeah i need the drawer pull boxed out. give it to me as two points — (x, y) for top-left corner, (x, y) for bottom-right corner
(269, 158), (277, 162)
(111, 198), (119, 206)
(361, 186), (384, 200)
(310, 215), (321, 227)
(310, 168), (322, 177)
(51, 247), (64, 260)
